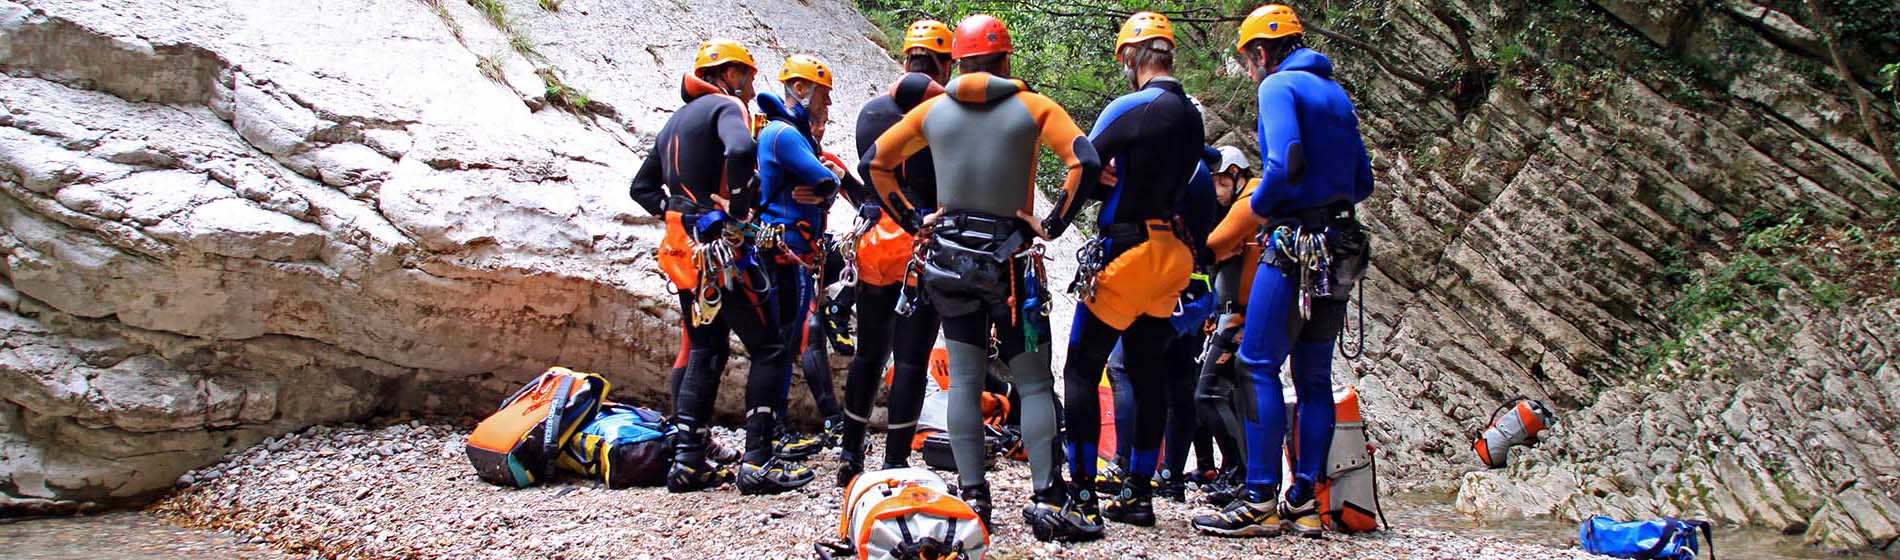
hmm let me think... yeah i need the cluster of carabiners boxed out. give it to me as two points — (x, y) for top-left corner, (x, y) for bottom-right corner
(894, 227), (933, 317)
(690, 228), (741, 326)
(831, 213), (875, 288)
(1018, 242), (1050, 353)
(1067, 236), (1110, 303)
(1265, 225), (1333, 320)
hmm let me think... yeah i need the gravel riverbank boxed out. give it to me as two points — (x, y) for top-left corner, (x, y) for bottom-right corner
(150, 421), (1598, 559)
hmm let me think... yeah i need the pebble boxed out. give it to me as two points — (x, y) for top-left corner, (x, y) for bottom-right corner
(148, 422), (1600, 560)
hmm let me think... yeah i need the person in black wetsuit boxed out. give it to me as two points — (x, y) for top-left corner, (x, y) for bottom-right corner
(1057, 11), (1206, 531)
(627, 39), (814, 496)
(834, 19), (954, 489)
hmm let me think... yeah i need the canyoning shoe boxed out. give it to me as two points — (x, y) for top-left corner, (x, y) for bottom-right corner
(774, 429), (823, 461)
(1281, 495), (1325, 538)
(1155, 470), (1187, 502)
(836, 456), (864, 488)
(737, 458), (815, 495)
(1094, 460), (1127, 490)
(1022, 483), (1106, 542)
(666, 459), (734, 493)
(1200, 468), (1243, 506)
(960, 482), (994, 530)
(1103, 476), (1156, 527)
(1191, 498), (1283, 538)
(824, 305), (855, 356)
(706, 436), (742, 465)
(821, 415), (845, 449)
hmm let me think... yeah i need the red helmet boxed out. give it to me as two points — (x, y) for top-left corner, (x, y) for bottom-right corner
(951, 14), (1011, 60)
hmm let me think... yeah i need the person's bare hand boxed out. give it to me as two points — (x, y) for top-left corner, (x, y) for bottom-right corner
(1100, 161), (1119, 187)
(822, 160), (846, 178)
(923, 208), (945, 226)
(1016, 210), (1052, 240)
(710, 194), (730, 212)
(792, 185), (824, 205)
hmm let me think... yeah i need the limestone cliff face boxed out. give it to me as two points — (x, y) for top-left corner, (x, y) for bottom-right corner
(1187, 0), (1896, 553)
(0, 0), (895, 512)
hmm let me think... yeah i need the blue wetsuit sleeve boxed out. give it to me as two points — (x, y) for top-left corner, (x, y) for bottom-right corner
(1251, 78), (1301, 217)
(774, 127), (841, 198)
(1352, 122), (1375, 203)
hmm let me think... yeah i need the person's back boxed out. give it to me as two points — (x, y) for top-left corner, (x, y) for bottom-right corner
(862, 14), (1103, 543)
(1248, 47), (1373, 216)
(854, 73), (942, 210)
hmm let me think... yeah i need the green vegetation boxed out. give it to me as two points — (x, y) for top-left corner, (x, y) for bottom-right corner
(540, 69), (593, 112)
(538, 0), (562, 11)
(1638, 204), (1900, 373)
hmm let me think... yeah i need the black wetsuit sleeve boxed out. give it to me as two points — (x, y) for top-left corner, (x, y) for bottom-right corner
(629, 147), (667, 215)
(717, 103), (759, 218)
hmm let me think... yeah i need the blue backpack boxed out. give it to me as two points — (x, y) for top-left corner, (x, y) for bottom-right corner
(555, 403), (673, 488)
(1579, 516), (1715, 560)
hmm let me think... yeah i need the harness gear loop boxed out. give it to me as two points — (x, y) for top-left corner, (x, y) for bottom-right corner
(1339, 278), (1367, 360)
(1068, 236), (1110, 303)
(894, 224), (934, 317)
(1263, 224), (1335, 320)
(1018, 242), (1049, 353)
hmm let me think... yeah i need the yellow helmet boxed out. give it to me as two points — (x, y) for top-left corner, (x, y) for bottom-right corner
(693, 39), (756, 72)
(777, 54), (834, 89)
(1116, 11), (1175, 51)
(1236, 4), (1303, 52)
(903, 20), (954, 55)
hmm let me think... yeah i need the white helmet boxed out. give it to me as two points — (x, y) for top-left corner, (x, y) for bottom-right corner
(1216, 146), (1250, 175)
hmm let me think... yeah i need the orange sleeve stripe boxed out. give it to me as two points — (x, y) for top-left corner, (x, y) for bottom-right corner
(868, 97), (939, 213)
(1021, 93), (1090, 218)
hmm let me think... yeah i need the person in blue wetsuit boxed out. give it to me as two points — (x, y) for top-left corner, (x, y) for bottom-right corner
(753, 54), (866, 463)
(1192, 4), (1375, 539)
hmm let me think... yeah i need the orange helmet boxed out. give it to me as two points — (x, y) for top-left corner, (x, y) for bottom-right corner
(903, 20), (954, 55)
(777, 54), (834, 88)
(951, 14), (1011, 60)
(1116, 11), (1175, 51)
(694, 39), (756, 72)
(1236, 4), (1303, 52)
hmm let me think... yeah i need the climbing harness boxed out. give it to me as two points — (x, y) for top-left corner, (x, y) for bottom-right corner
(688, 221), (777, 326)
(1068, 236), (1110, 303)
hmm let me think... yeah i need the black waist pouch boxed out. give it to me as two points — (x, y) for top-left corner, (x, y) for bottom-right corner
(920, 213), (1026, 317)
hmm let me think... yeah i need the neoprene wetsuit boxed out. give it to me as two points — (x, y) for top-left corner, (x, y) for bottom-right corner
(838, 72), (947, 471)
(629, 73), (787, 467)
(1237, 47), (1375, 503)
(754, 91), (848, 426)
(1061, 77), (1205, 486)
(864, 72), (1101, 492)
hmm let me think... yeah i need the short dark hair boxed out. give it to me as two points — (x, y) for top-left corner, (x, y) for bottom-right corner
(1243, 35), (1305, 68)
(1118, 41), (1174, 72)
(956, 53), (1007, 75)
(695, 62), (747, 82)
(905, 53), (948, 75)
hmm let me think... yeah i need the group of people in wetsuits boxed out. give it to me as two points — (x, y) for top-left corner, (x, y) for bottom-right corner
(631, 3), (1375, 542)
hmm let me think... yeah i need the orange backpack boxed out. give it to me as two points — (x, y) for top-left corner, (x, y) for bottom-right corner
(465, 367), (609, 487)
(1287, 386), (1387, 533)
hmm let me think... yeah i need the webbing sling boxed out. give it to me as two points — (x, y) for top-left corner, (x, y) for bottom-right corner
(540, 374), (576, 478)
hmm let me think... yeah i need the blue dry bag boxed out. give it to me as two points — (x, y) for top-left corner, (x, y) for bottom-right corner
(1578, 515), (1714, 560)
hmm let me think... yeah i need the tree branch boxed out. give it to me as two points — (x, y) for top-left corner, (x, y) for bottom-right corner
(1804, 0), (1900, 182)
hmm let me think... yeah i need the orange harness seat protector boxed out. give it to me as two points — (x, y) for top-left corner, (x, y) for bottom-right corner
(658, 210), (699, 291)
(855, 214), (914, 287)
(1086, 219), (1192, 329)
